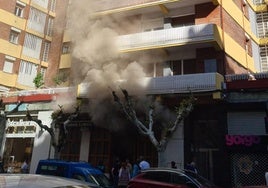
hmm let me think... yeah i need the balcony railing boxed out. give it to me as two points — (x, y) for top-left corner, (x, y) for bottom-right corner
(77, 73), (224, 97)
(143, 72), (223, 94)
(117, 24), (216, 52)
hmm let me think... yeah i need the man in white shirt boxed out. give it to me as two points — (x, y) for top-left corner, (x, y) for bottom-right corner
(139, 156), (150, 170)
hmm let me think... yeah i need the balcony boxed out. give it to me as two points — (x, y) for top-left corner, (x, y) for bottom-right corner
(144, 72), (223, 94)
(77, 73), (224, 97)
(117, 24), (222, 52)
(92, 0), (217, 14)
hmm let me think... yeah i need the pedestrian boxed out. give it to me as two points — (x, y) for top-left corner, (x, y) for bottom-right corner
(139, 156), (150, 170)
(171, 161), (177, 169)
(185, 160), (198, 173)
(132, 158), (141, 178)
(111, 158), (120, 188)
(118, 161), (131, 188)
(21, 158), (29, 173)
(125, 159), (132, 175)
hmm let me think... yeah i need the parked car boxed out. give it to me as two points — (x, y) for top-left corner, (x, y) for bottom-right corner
(127, 167), (220, 188)
(36, 159), (113, 188)
(0, 174), (95, 188)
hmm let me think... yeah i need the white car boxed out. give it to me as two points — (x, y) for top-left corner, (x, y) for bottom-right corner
(0, 174), (97, 188)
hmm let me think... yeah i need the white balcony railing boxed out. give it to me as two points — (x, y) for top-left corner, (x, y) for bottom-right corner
(117, 24), (215, 51)
(143, 72), (223, 94)
(77, 73), (223, 97)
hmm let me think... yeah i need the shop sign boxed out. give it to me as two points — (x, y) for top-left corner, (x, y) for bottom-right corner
(225, 135), (268, 152)
(226, 135), (261, 147)
(5, 119), (37, 138)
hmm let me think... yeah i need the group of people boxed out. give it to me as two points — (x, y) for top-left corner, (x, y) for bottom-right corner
(110, 156), (150, 188)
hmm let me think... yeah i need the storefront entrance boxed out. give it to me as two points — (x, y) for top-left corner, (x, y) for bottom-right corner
(3, 138), (33, 173)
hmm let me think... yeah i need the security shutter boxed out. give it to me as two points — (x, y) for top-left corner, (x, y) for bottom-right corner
(227, 112), (266, 135)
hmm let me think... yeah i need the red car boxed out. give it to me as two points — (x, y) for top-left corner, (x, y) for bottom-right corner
(127, 167), (220, 188)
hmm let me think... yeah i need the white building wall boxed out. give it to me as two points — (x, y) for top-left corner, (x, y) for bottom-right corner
(79, 128), (90, 162)
(163, 121), (184, 168)
(30, 111), (53, 174)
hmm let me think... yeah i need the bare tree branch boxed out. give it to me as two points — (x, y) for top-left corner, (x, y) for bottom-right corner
(112, 89), (196, 152)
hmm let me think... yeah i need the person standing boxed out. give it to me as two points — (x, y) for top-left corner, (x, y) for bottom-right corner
(21, 158), (29, 173)
(132, 158), (141, 178)
(139, 156), (150, 170)
(111, 158), (120, 188)
(171, 161), (177, 169)
(118, 161), (131, 188)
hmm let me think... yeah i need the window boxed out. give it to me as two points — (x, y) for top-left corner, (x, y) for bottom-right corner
(31, 0), (49, 9)
(17, 60), (38, 87)
(164, 59), (196, 76)
(40, 67), (47, 77)
(3, 56), (15, 73)
(204, 59), (217, 73)
(62, 42), (71, 54)
(50, 0), (56, 12)
(9, 28), (20, 44)
(46, 17), (54, 36)
(23, 33), (42, 59)
(28, 7), (46, 33)
(42, 42), (50, 62)
(14, 1), (25, 17)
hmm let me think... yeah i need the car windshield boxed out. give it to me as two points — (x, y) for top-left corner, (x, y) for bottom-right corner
(89, 174), (113, 188)
(185, 171), (216, 187)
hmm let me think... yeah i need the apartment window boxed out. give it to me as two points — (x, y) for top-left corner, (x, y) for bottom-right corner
(3, 56), (16, 73)
(9, 30), (20, 44)
(164, 59), (196, 76)
(14, 1), (25, 17)
(252, 0), (265, 5)
(62, 42), (71, 54)
(46, 17), (54, 36)
(50, 0), (56, 12)
(204, 59), (217, 73)
(40, 67), (47, 77)
(18, 60), (38, 87)
(256, 12), (268, 38)
(31, 0), (49, 9)
(23, 33), (42, 59)
(42, 41), (50, 62)
(260, 45), (268, 72)
(28, 7), (46, 34)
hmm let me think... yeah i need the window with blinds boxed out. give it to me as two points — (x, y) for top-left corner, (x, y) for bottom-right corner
(46, 17), (54, 36)
(256, 12), (268, 38)
(23, 34), (42, 59)
(260, 45), (268, 72)
(27, 7), (46, 34)
(42, 42), (50, 62)
(17, 60), (38, 87)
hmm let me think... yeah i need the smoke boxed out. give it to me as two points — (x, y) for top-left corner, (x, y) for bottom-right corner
(64, 0), (170, 131)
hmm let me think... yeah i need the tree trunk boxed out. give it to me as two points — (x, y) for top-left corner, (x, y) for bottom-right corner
(157, 150), (166, 167)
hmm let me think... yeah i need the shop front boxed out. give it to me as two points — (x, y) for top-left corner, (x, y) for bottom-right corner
(1, 119), (36, 173)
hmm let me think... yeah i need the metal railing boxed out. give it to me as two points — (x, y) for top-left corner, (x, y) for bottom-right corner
(117, 24), (215, 51)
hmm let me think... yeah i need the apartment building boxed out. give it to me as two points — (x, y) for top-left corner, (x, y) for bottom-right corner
(0, 0), (69, 91)
(1, 0), (268, 187)
(73, 0), (268, 186)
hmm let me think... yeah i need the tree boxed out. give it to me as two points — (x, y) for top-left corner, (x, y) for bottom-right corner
(112, 89), (196, 166)
(33, 72), (44, 88)
(26, 105), (80, 159)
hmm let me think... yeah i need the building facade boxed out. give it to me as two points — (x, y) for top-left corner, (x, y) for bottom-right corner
(1, 0), (268, 187)
(0, 0), (69, 91)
